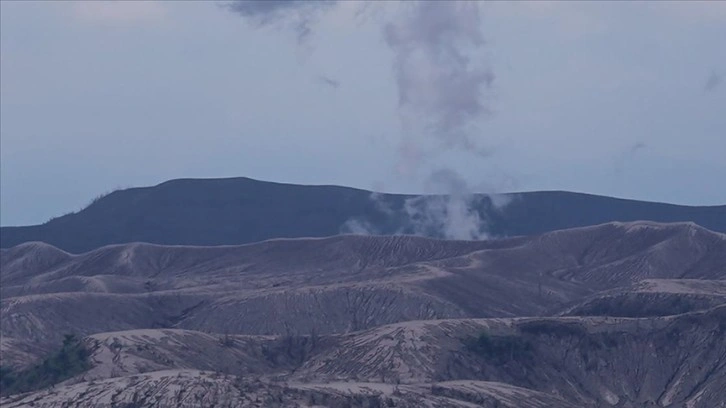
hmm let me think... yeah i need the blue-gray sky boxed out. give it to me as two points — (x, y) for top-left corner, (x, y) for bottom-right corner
(1, 1), (725, 226)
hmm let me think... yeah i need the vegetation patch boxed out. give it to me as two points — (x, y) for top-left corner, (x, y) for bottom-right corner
(0, 334), (91, 396)
(262, 332), (319, 368)
(518, 320), (589, 338)
(463, 331), (532, 363)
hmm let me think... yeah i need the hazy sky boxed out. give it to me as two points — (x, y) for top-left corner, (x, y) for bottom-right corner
(1, 1), (725, 226)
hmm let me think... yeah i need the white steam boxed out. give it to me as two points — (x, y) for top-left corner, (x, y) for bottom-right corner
(225, 1), (509, 240)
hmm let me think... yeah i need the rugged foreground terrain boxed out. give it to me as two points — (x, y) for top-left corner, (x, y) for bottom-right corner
(1, 221), (725, 406)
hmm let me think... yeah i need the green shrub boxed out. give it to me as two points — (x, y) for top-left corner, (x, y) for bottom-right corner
(0, 334), (91, 396)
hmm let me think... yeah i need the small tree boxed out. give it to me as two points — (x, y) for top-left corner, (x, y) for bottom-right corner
(0, 333), (91, 396)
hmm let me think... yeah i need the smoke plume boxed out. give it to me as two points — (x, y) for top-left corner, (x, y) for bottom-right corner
(224, 0), (335, 44)
(704, 71), (722, 92)
(341, 218), (379, 235)
(614, 140), (647, 178)
(384, 1), (494, 168)
(404, 169), (487, 240)
(224, 1), (506, 240)
(383, 2), (498, 239)
(315, 74), (340, 89)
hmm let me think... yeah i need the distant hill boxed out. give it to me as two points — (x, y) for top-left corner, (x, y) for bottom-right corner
(2, 177), (725, 253)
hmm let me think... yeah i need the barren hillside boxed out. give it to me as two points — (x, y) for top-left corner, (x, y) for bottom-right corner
(1, 221), (725, 406)
(2, 308), (724, 407)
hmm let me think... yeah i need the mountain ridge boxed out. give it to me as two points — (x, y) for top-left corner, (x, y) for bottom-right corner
(2, 177), (726, 253)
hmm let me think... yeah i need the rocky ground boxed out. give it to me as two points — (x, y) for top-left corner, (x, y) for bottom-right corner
(1, 221), (724, 407)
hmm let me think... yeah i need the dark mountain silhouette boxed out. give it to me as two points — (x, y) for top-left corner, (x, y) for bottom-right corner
(2, 177), (725, 253)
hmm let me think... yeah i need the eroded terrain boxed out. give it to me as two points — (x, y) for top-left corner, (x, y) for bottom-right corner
(1, 221), (725, 407)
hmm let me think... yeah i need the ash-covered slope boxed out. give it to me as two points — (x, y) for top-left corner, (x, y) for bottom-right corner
(0, 371), (582, 408)
(2, 177), (725, 253)
(290, 306), (726, 407)
(2, 222), (725, 407)
(2, 221), (724, 369)
(559, 278), (726, 317)
(3, 307), (724, 408)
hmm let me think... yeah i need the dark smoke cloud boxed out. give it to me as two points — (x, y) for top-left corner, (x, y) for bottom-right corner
(224, 0), (336, 44)
(614, 141), (648, 179)
(315, 74), (340, 89)
(631, 141), (646, 153)
(704, 71), (721, 92)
